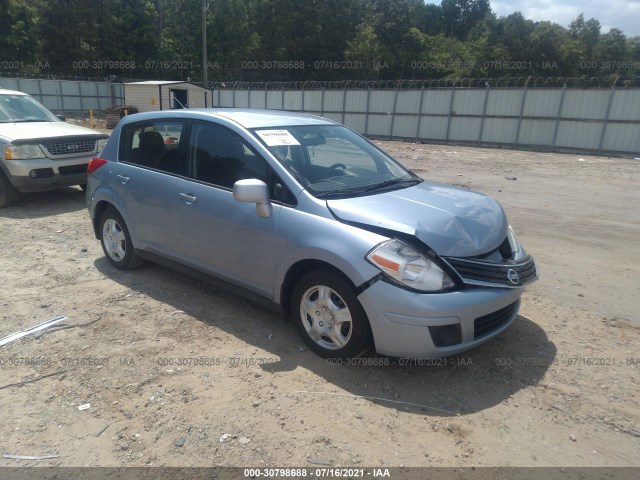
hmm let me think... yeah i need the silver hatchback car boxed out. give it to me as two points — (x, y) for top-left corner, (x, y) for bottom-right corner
(87, 109), (537, 359)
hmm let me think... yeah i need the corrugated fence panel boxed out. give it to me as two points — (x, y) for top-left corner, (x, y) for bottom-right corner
(523, 89), (563, 117)
(418, 117), (448, 140)
(608, 90), (640, 121)
(16, 77), (126, 113)
(556, 121), (602, 150)
(323, 91), (344, 113)
(344, 113), (366, 133)
(283, 91), (302, 110)
(395, 91), (421, 114)
(266, 91), (282, 109)
(452, 90), (485, 115)
(304, 91), (322, 111)
(482, 118), (518, 144)
(368, 114), (393, 136)
(561, 90), (610, 120)
(422, 90), (452, 114)
(486, 89), (522, 117)
(14, 78), (39, 94)
(344, 91), (368, 112)
(602, 124), (640, 153)
(323, 112), (342, 124)
(392, 115), (418, 138)
(369, 91), (396, 113)
(518, 119), (556, 146)
(234, 90), (250, 108)
(219, 90), (234, 106)
(249, 90), (266, 108)
(450, 117), (482, 142)
(1, 78), (19, 90)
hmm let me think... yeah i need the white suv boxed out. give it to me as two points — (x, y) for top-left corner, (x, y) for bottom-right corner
(0, 88), (108, 208)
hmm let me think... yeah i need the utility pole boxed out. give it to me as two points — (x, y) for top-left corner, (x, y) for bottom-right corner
(202, 0), (208, 88)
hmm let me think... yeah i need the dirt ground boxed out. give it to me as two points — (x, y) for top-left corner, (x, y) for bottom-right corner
(0, 130), (638, 469)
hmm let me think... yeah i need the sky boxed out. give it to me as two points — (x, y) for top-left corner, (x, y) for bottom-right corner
(428, 1), (640, 37)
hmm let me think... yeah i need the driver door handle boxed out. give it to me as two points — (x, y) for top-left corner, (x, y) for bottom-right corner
(179, 192), (197, 204)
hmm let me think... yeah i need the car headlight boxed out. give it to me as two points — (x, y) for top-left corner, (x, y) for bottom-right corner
(97, 137), (108, 152)
(4, 144), (46, 160)
(366, 239), (455, 292)
(506, 225), (528, 260)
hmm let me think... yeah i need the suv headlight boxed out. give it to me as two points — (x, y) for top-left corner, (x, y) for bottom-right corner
(366, 239), (455, 292)
(4, 144), (46, 160)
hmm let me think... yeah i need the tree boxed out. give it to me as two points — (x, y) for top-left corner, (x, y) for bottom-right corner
(569, 13), (601, 59)
(38, 0), (98, 73)
(344, 24), (390, 79)
(0, 0), (39, 67)
(442, 0), (491, 39)
(208, 0), (260, 80)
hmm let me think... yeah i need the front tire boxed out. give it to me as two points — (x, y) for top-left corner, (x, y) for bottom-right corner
(99, 208), (143, 270)
(291, 269), (372, 359)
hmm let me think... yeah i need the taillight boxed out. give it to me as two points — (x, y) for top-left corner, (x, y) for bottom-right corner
(87, 157), (108, 175)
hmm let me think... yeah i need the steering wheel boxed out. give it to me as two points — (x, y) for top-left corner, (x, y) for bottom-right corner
(327, 163), (347, 175)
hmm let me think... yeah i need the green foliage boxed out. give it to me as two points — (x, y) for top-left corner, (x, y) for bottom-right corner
(0, 0), (39, 67)
(0, 1), (637, 81)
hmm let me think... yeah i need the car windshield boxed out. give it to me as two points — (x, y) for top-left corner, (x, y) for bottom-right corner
(252, 124), (420, 199)
(0, 94), (60, 123)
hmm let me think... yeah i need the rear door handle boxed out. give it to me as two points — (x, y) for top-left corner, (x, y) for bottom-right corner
(179, 193), (197, 204)
(116, 174), (130, 185)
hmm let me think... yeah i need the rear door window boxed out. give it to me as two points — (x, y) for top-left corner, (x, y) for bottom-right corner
(188, 123), (269, 189)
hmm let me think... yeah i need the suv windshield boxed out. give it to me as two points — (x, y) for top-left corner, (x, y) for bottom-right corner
(252, 125), (420, 198)
(0, 94), (60, 123)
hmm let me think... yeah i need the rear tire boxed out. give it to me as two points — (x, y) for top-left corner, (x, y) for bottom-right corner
(98, 208), (143, 270)
(291, 269), (372, 359)
(0, 170), (19, 209)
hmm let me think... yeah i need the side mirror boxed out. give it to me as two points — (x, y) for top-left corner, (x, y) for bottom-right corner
(233, 179), (273, 218)
(57, 114), (66, 121)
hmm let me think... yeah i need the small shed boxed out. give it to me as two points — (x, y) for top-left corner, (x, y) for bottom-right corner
(123, 81), (212, 113)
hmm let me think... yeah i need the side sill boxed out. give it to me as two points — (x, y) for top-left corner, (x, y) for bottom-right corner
(135, 249), (282, 316)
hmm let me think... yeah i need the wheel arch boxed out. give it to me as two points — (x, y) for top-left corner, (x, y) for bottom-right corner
(92, 200), (117, 239)
(280, 259), (364, 322)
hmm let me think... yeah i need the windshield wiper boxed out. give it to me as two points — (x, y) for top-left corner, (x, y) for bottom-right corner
(315, 187), (370, 199)
(361, 177), (422, 193)
(10, 119), (48, 123)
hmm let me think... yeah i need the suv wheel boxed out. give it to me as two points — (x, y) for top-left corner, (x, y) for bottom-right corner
(0, 170), (19, 208)
(99, 208), (143, 270)
(291, 269), (372, 359)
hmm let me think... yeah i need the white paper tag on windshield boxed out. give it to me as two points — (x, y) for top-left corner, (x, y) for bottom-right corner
(256, 130), (301, 147)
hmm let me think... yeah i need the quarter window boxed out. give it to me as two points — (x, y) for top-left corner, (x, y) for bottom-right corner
(121, 121), (186, 175)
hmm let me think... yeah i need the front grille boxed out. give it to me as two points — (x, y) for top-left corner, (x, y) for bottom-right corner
(58, 164), (87, 176)
(474, 301), (519, 339)
(444, 255), (537, 288)
(42, 139), (97, 157)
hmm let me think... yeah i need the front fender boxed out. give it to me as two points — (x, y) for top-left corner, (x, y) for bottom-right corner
(273, 206), (387, 303)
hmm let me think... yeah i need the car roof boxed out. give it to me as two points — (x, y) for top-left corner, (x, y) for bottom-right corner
(0, 88), (28, 96)
(122, 108), (338, 129)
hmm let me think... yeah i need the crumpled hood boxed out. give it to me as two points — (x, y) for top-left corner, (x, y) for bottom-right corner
(0, 121), (105, 142)
(327, 181), (508, 257)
